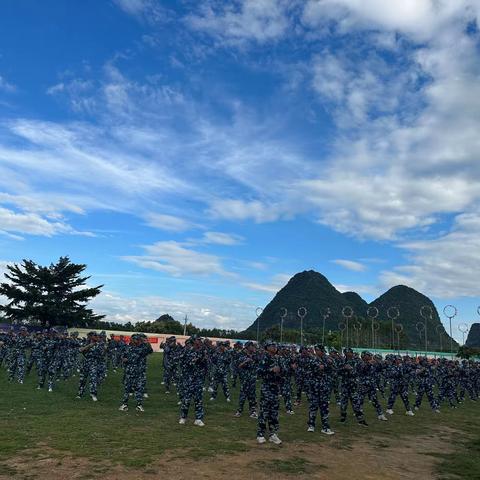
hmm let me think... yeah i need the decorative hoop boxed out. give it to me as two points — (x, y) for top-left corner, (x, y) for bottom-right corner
(372, 321), (380, 332)
(387, 307), (400, 320)
(458, 323), (469, 334)
(443, 305), (457, 319)
(297, 307), (307, 319)
(280, 307), (288, 319)
(255, 307), (263, 317)
(367, 306), (379, 319)
(394, 323), (404, 334)
(420, 305), (433, 320)
(342, 306), (354, 319)
(416, 322), (425, 333)
(338, 322), (347, 332)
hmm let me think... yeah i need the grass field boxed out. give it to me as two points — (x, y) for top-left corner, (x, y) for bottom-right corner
(0, 354), (479, 479)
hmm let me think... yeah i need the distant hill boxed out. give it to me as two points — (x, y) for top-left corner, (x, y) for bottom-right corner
(466, 323), (480, 348)
(246, 270), (456, 350)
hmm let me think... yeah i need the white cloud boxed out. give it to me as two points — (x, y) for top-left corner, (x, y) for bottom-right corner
(0, 75), (16, 93)
(242, 273), (292, 293)
(123, 240), (232, 277)
(302, 0), (474, 41)
(0, 206), (76, 237)
(380, 212), (480, 298)
(333, 259), (366, 272)
(186, 0), (294, 45)
(201, 231), (244, 245)
(113, 0), (167, 23)
(91, 288), (255, 329)
(208, 199), (285, 223)
(143, 213), (194, 232)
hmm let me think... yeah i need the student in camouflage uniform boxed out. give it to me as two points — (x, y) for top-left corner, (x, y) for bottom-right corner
(209, 341), (231, 402)
(414, 357), (440, 412)
(178, 336), (208, 426)
(307, 345), (335, 434)
(278, 345), (295, 415)
(77, 331), (106, 402)
(234, 341), (258, 418)
(26, 331), (43, 375)
(358, 351), (388, 421)
(256, 341), (284, 445)
(8, 326), (31, 383)
(338, 348), (368, 426)
(231, 341), (243, 388)
(119, 333), (153, 412)
(386, 355), (415, 416)
(162, 336), (179, 394)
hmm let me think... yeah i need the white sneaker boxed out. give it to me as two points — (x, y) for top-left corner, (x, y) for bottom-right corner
(161, 381), (165, 385)
(234, 411), (241, 418)
(307, 426), (315, 432)
(257, 436), (266, 444)
(286, 410), (295, 415)
(250, 412), (258, 419)
(435, 409), (441, 414)
(406, 410), (415, 416)
(179, 418), (186, 425)
(210, 397), (215, 401)
(208, 387), (214, 393)
(414, 406), (419, 411)
(143, 393), (149, 399)
(386, 409), (394, 415)
(136, 405), (145, 412)
(48, 387), (53, 393)
(177, 401), (182, 405)
(91, 395), (98, 402)
(119, 404), (128, 412)
(378, 414), (388, 421)
(269, 434), (282, 445)
(37, 386), (41, 390)
(321, 428), (335, 435)
(194, 419), (205, 427)
(226, 397), (231, 403)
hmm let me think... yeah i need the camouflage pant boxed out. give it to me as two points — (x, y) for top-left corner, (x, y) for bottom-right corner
(210, 371), (230, 399)
(360, 382), (384, 416)
(415, 380), (438, 410)
(340, 383), (365, 421)
(238, 375), (257, 413)
(387, 382), (411, 411)
(180, 380), (204, 420)
(257, 384), (280, 437)
(308, 383), (331, 429)
(122, 371), (144, 406)
(8, 353), (26, 383)
(77, 361), (100, 397)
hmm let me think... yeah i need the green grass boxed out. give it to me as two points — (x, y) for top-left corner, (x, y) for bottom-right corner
(0, 354), (479, 479)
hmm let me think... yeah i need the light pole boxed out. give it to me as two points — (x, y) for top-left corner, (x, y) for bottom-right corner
(342, 306), (354, 349)
(443, 305), (457, 359)
(420, 305), (433, 356)
(322, 307), (330, 345)
(367, 306), (379, 351)
(458, 323), (469, 346)
(387, 307), (400, 350)
(255, 307), (263, 343)
(280, 307), (287, 344)
(298, 307), (307, 345)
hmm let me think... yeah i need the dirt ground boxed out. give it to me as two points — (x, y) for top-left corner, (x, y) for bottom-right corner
(0, 431), (453, 480)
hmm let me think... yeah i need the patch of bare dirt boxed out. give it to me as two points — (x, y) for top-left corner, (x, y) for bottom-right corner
(0, 428), (454, 480)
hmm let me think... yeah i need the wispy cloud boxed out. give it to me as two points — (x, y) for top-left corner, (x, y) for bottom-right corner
(0, 75), (16, 93)
(332, 259), (367, 272)
(123, 240), (234, 277)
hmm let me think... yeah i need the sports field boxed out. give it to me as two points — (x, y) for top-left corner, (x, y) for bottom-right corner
(0, 354), (478, 480)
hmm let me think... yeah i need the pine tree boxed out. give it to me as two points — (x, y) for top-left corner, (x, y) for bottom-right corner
(0, 256), (104, 327)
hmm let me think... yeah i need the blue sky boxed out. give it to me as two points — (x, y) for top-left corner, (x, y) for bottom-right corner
(1, 1), (480, 340)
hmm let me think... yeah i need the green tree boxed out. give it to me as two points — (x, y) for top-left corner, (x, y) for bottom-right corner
(0, 257), (104, 327)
